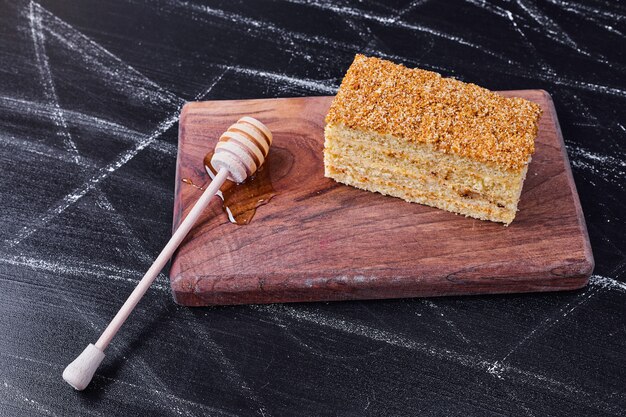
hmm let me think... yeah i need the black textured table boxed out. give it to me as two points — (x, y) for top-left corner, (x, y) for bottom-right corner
(1, 1), (624, 416)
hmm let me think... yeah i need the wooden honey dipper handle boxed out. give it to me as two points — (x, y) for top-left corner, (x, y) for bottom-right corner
(63, 117), (272, 391)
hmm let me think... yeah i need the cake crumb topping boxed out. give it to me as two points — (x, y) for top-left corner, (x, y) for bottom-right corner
(326, 54), (542, 170)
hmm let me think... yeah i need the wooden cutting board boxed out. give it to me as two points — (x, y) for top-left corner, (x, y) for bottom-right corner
(170, 91), (593, 306)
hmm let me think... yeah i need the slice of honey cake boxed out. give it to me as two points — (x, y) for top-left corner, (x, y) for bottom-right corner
(324, 54), (542, 225)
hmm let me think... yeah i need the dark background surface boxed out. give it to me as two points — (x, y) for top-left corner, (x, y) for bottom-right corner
(0, 0), (624, 416)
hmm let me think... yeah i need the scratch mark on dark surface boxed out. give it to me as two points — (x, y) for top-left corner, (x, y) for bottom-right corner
(0, 95), (152, 151)
(282, 0), (517, 63)
(488, 286), (601, 377)
(1, 379), (60, 417)
(421, 299), (472, 344)
(515, 0), (581, 51)
(590, 275), (626, 292)
(0, 253), (169, 291)
(251, 304), (615, 411)
(94, 374), (242, 417)
(27, 1), (81, 164)
(215, 64), (337, 95)
(27, 2), (183, 107)
(546, 0), (625, 36)
(391, 0), (433, 21)
(5, 111), (180, 248)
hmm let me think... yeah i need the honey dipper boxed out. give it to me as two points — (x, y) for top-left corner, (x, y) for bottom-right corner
(63, 117), (273, 390)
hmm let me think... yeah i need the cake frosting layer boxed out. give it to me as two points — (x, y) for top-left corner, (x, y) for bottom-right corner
(325, 54), (542, 171)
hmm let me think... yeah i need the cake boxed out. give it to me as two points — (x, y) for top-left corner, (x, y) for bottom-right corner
(324, 55), (542, 225)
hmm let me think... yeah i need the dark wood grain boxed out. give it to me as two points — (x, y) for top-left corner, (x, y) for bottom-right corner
(171, 90), (594, 305)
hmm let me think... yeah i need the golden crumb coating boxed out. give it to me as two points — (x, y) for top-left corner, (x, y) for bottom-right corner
(325, 54), (542, 170)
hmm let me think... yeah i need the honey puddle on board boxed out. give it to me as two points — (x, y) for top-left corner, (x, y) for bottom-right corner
(181, 151), (276, 225)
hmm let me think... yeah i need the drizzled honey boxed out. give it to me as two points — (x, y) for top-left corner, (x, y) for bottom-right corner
(181, 178), (204, 191)
(181, 151), (276, 225)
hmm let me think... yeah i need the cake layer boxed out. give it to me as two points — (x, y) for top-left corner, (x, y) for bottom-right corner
(325, 161), (518, 224)
(324, 151), (523, 212)
(324, 124), (529, 224)
(324, 124), (527, 207)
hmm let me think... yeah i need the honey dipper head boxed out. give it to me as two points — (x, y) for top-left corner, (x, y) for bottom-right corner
(211, 117), (273, 183)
